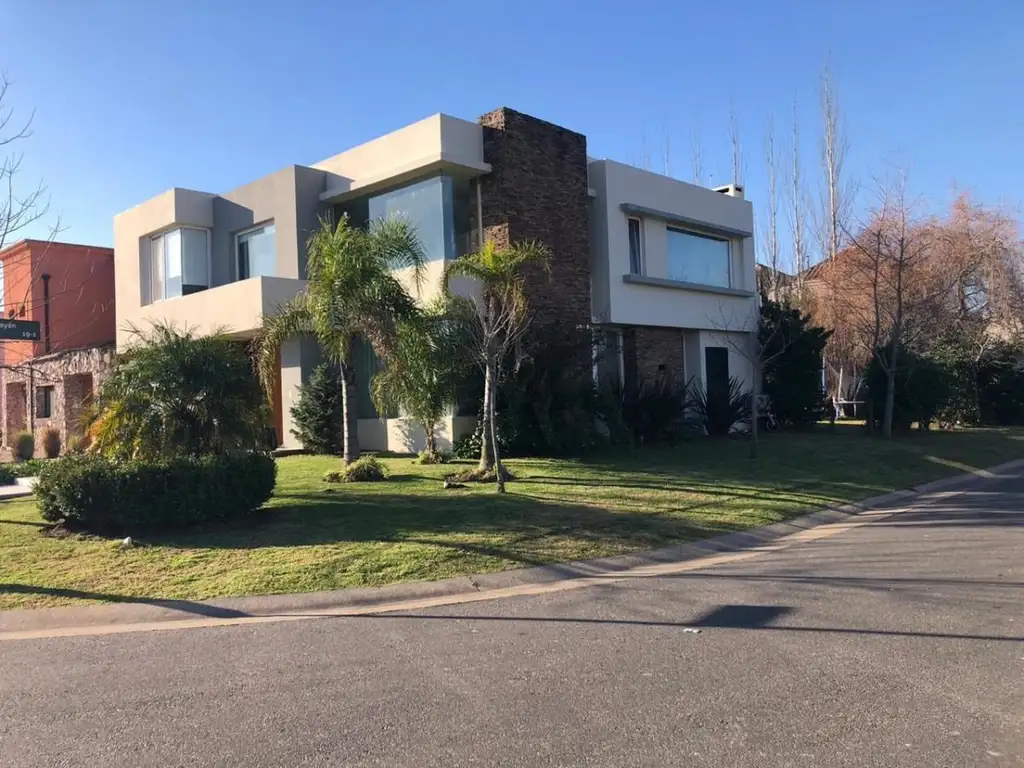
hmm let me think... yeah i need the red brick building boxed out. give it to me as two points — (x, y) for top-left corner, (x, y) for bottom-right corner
(0, 240), (115, 455)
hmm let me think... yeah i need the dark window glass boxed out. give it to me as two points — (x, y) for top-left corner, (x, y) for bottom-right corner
(627, 218), (643, 275)
(35, 386), (54, 419)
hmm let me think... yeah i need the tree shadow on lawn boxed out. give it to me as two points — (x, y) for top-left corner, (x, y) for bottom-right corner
(146, 487), (766, 557)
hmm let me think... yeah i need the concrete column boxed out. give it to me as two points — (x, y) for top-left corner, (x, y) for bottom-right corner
(278, 335), (323, 450)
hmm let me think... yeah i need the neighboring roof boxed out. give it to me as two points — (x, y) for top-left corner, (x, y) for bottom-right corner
(0, 239), (114, 259)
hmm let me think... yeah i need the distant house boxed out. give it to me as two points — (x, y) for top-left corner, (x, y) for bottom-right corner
(0, 240), (115, 455)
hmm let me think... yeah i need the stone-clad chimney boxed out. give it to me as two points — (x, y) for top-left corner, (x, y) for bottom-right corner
(477, 108), (591, 328)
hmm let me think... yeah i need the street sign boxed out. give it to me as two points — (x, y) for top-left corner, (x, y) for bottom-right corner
(0, 319), (41, 341)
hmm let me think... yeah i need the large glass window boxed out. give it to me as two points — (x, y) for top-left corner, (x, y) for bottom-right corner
(666, 228), (730, 287)
(237, 223), (276, 280)
(335, 174), (472, 263)
(149, 228), (209, 302)
(627, 217), (644, 275)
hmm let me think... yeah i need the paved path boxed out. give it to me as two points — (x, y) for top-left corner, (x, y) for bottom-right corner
(1, 472), (1021, 767)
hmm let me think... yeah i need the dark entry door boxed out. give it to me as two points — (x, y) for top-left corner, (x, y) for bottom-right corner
(704, 346), (730, 403)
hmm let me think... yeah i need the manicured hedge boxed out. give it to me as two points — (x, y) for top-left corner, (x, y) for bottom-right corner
(0, 465), (15, 486)
(36, 453), (277, 534)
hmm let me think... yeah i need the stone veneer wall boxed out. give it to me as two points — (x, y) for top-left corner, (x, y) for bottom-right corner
(625, 326), (686, 389)
(1, 344), (115, 455)
(477, 108), (591, 329)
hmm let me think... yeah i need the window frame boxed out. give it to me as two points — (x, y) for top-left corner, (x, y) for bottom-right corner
(627, 216), (645, 275)
(148, 226), (212, 304)
(35, 386), (54, 419)
(234, 220), (277, 281)
(665, 226), (732, 288)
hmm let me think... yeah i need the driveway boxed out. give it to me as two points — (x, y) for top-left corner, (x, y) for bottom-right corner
(1, 471), (1021, 767)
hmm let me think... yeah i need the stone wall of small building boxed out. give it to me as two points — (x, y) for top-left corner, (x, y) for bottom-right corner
(1, 344), (115, 457)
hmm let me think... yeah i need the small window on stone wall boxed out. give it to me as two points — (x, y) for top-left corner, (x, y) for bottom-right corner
(35, 386), (54, 419)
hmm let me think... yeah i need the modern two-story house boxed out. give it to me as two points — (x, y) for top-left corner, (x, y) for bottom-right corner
(113, 107), (756, 451)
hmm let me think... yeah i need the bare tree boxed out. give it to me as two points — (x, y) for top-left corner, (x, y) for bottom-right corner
(640, 129), (651, 171)
(691, 124), (704, 187)
(0, 72), (52, 254)
(787, 97), (809, 298)
(729, 98), (743, 186)
(817, 62), (853, 264)
(759, 115), (782, 300)
(661, 121), (672, 177)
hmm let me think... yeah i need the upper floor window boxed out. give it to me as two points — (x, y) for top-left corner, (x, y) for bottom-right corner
(334, 174), (471, 263)
(666, 227), (730, 288)
(237, 223), (276, 280)
(150, 228), (209, 302)
(627, 217), (644, 275)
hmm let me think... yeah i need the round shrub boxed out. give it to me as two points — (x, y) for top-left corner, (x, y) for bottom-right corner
(0, 465), (15, 486)
(13, 431), (34, 461)
(324, 455), (388, 483)
(36, 452), (277, 534)
(42, 428), (61, 459)
(416, 449), (452, 465)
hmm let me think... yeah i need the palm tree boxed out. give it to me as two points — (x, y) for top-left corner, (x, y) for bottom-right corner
(254, 215), (426, 464)
(371, 298), (472, 456)
(88, 323), (268, 460)
(443, 240), (549, 487)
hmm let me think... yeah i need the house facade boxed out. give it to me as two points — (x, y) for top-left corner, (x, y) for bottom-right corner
(113, 107), (756, 452)
(0, 240), (116, 454)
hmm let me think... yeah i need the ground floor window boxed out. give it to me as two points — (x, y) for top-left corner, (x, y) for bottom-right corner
(35, 386), (54, 419)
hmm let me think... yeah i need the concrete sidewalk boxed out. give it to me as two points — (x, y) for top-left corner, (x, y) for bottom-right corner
(0, 476), (36, 500)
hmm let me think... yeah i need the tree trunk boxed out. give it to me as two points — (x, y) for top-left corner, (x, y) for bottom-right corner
(425, 426), (437, 455)
(478, 358), (495, 472)
(883, 345), (899, 438)
(340, 362), (360, 464)
(749, 362), (760, 460)
(489, 368), (505, 493)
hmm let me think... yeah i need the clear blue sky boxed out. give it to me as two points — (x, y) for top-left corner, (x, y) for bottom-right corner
(2, 0), (1022, 258)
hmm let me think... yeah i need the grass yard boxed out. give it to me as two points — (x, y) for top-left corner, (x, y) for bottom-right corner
(1, 425), (1021, 611)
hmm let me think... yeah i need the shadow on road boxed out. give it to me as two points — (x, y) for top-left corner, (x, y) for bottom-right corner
(0, 584), (251, 619)
(342, 608), (1024, 644)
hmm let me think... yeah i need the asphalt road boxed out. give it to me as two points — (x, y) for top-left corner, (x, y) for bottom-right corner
(1, 473), (1022, 767)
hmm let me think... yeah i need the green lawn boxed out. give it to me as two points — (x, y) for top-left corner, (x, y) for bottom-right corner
(1, 425), (1021, 611)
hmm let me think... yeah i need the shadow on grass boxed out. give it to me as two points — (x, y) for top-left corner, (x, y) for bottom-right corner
(145, 487), (748, 557)
(0, 584), (250, 618)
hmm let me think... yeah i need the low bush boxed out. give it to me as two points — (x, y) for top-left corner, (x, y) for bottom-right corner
(9, 458), (50, 477)
(66, 434), (91, 455)
(0, 465), (15, 486)
(416, 449), (452, 465)
(599, 376), (691, 446)
(36, 452), (277, 534)
(13, 431), (34, 461)
(42, 428), (61, 459)
(324, 455), (389, 483)
(693, 378), (751, 437)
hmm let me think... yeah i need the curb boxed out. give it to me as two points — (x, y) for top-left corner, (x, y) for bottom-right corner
(2, 457), (1022, 636)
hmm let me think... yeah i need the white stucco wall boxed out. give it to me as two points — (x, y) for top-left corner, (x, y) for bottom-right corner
(588, 159), (757, 332)
(314, 114), (490, 200)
